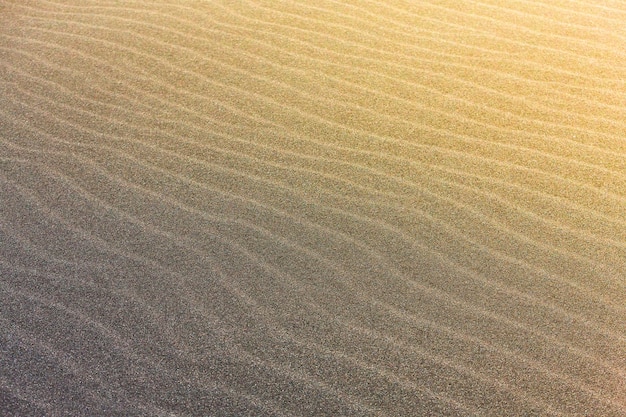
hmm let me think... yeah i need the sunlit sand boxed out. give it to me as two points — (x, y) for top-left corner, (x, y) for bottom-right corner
(1, 0), (625, 415)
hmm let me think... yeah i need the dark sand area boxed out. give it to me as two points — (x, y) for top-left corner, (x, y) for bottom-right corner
(1, 0), (625, 415)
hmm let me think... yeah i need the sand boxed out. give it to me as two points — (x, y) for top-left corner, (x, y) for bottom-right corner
(1, 0), (625, 415)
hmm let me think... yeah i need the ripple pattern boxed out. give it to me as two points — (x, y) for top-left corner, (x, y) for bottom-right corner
(1, 0), (625, 415)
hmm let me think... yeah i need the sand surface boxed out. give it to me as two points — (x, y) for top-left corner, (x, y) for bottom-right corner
(1, 0), (625, 415)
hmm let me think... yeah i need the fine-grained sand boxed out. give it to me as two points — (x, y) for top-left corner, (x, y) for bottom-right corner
(1, 1), (625, 415)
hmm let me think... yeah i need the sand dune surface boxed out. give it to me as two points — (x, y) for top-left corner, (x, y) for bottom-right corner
(1, 0), (625, 415)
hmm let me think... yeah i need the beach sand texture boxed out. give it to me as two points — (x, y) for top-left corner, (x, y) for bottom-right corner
(1, 0), (625, 415)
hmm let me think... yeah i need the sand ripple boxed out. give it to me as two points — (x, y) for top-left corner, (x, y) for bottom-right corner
(1, 0), (625, 415)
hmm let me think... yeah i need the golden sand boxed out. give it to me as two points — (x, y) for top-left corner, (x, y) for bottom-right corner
(1, 0), (625, 415)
